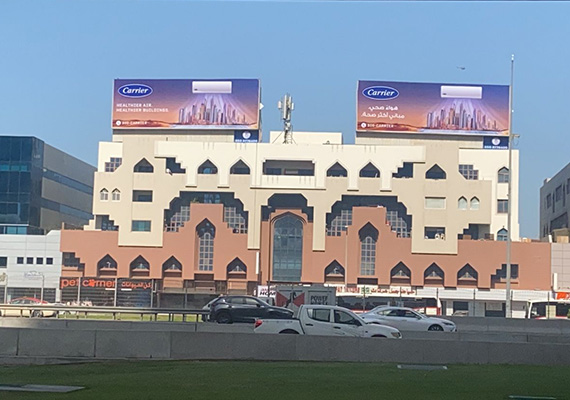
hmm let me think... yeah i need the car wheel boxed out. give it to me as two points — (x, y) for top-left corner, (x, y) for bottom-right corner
(279, 329), (299, 334)
(428, 324), (443, 331)
(372, 335), (387, 338)
(216, 312), (232, 324)
(31, 310), (43, 318)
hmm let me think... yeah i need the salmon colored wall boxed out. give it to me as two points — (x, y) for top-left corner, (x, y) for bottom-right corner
(61, 203), (258, 284)
(62, 205), (551, 291)
(257, 207), (550, 290)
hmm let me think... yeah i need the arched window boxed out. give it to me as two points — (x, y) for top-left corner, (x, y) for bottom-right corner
(359, 223), (378, 276)
(112, 189), (121, 201)
(324, 260), (345, 283)
(100, 189), (108, 201)
(424, 263), (444, 284)
(497, 228), (508, 241)
(498, 167), (509, 183)
(470, 197), (480, 210)
(359, 162), (380, 178)
(391, 262), (411, 284)
(130, 256), (150, 276)
(327, 162), (348, 177)
(272, 215), (303, 282)
(134, 158), (154, 173)
(97, 254), (117, 275)
(227, 258), (247, 275)
(458, 197), (467, 210)
(457, 264), (478, 282)
(426, 164), (446, 180)
(230, 160), (250, 175)
(198, 160), (218, 175)
(162, 256), (182, 273)
(196, 220), (215, 271)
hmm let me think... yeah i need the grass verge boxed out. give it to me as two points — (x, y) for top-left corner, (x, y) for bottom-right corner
(0, 360), (568, 400)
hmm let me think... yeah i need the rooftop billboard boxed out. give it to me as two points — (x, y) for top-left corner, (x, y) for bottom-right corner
(357, 81), (509, 136)
(112, 79), (260, 130)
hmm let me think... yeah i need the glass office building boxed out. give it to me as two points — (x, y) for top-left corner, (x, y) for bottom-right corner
(0, 136), (95, 234)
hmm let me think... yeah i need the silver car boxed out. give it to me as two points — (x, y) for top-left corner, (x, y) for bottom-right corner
(360, 306), (456, 332)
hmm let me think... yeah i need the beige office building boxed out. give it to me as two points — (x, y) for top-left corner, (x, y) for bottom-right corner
(59, 127), (553, 314)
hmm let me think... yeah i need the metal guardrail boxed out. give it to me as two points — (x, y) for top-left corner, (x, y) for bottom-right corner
(0, 304), (209, 322)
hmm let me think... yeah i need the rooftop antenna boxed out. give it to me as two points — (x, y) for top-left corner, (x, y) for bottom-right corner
(278, 94), (294, 144)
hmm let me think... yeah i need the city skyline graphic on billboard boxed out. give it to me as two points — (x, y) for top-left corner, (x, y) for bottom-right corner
(112, 79), (260, 130)
(357, 81), (510, 136)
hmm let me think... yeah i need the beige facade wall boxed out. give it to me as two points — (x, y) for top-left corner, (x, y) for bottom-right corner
(90, 132), (518, 256)
(552, 243), (570, 291)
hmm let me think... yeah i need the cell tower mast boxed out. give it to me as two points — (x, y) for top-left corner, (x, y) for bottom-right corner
(278, 94), (294, 144)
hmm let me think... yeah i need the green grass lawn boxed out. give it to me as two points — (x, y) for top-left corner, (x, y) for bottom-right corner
(1, 361), (568, 400)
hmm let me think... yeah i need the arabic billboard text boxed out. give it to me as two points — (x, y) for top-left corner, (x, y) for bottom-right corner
(357, 81), (509, 136)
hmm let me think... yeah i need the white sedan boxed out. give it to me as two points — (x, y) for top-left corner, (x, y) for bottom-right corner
(360, 306), (456, 332)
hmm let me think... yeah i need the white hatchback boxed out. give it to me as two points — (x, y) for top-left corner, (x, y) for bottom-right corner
(360, 306), (456, 332)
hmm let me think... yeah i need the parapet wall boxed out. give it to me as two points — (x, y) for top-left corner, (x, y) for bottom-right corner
(1, 328), (570, 366)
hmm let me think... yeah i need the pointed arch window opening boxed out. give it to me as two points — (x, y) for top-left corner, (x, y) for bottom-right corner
(391, 262), (411, 280)
(134, 158), (154, 173)
(497, 228), (508, 241)
(130, 256), (150, 272)
(470, 197), (480, 210)
(100, 189), (109, 201)
(498, 167), (509, 183)
(359, 224), (378, 276)
(324, 261), (345, 283)
(359, 163), (380, 178)
(426, 164), (447, 180)
(424, 263), (444, 282)
(230, 160), (250, 175)
(97, 255), (117, 272)
(325, 261), (345, 277)
(458, 264), (479, 282)
(327, 162), (348, 177)
(112, 189), (121, 201)
(197, 221), (215, 271)
(227, 258), (247, 275)
(163, 256), (182, 272)
(272, 215), (303, 282)
(198, 160), (218, 175)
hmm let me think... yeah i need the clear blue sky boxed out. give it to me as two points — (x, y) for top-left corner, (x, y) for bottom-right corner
(1, 0), (569, 238)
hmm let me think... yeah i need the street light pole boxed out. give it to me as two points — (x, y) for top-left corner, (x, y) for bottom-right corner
(506, 54), (515, 318)
(344, 226), (349, 284)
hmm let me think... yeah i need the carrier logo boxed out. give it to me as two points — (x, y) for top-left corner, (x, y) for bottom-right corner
(362, 86), (399, 100)
(118, 84), (153, 98)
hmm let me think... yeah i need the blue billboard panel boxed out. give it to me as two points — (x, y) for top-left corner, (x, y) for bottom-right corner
(357, 80), (510, 136)
(113, 79), (260, 130)
(483, 136), (509, 149)
(234, 130), (259, 143)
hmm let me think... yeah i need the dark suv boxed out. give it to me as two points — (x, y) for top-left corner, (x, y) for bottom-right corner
(209, 295), (293, 324)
